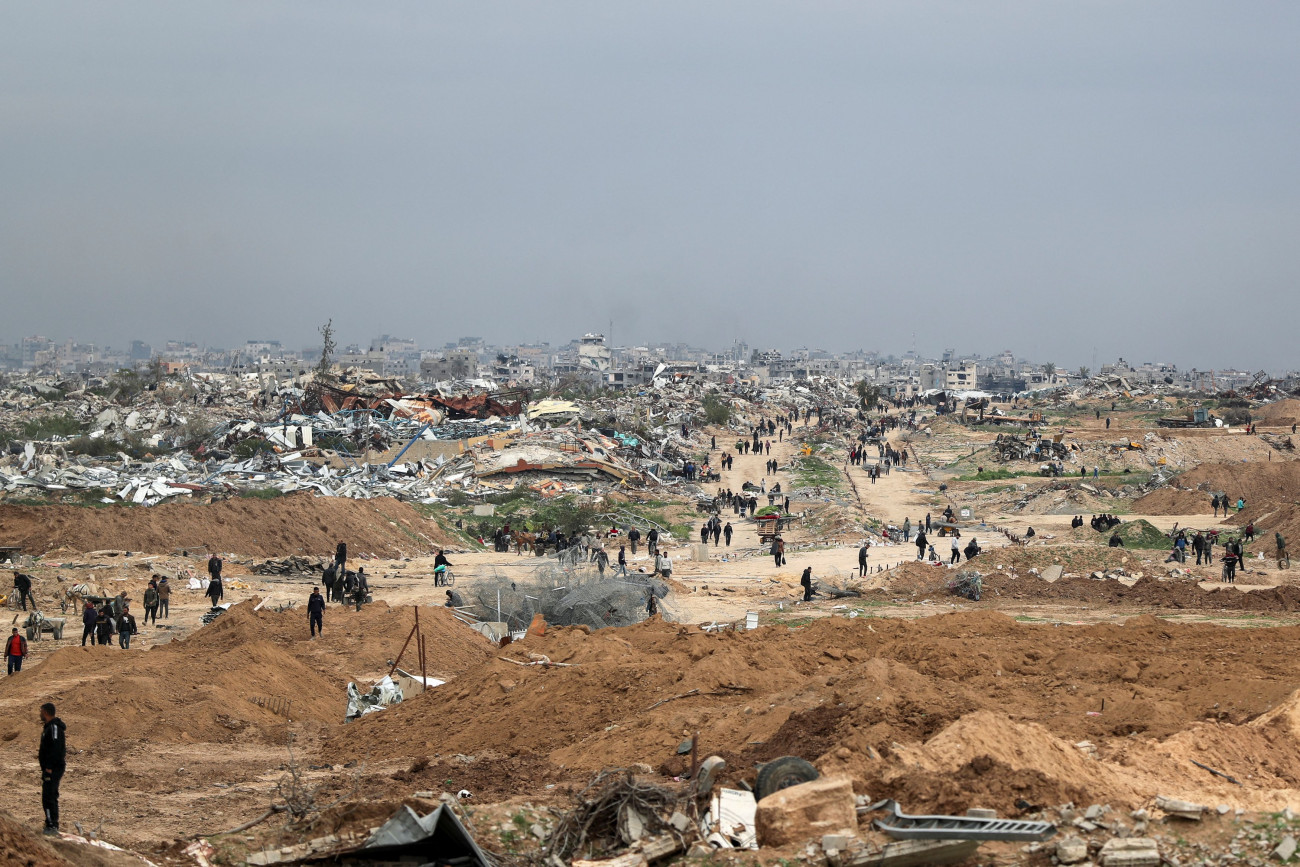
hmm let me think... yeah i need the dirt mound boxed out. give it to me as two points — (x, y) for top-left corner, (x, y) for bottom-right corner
(1136, 460), (1300, 516)
(22, 638), (341, 746)
(0, 810), (69, 867)
(1227, 503), (1300, 557)
(858, 754), (1089, 816)
(877, 560), (952, 596)
(1111, 519), (1169, 548)
(969, 570), (1300, 611)
(1132, 488), (1215, 515)
(388, 753), (571, 802)
(0, 493), (457, 557)
(0, 600), (495, 756)
(1255, 399), (1300, 427)
(976, 542), (1130, 573)
(181, 599), (497, 683)
(322, 612), (1300, 814)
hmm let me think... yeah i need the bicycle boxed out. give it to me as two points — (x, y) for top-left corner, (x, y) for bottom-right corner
(434, 569), (455, 587)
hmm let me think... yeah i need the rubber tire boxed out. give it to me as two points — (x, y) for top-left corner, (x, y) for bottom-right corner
(52, 625), (63, 640)
(755, 756), (819, 801)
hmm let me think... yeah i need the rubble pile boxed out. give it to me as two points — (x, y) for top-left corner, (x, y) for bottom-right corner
(0, 370), (826, 507)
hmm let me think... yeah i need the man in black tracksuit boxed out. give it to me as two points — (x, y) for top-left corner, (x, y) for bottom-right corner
(307, 587), (325, 638)
(39, 702), (66, 835)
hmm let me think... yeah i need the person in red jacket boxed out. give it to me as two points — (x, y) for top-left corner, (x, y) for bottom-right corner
(6, 627), (27, 675)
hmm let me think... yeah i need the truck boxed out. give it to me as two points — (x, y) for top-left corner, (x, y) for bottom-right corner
(1157, 408), (1218, 429)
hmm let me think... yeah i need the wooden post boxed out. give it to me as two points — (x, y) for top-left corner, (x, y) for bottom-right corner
(388, 622), (419, 678)
(420, 633), (428, 693)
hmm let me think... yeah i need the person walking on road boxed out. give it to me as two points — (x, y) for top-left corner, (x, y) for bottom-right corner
(914, 529), (928, 561)
(308, 586), (325, 638)
(6, 627), (27, 675)
(39, 702), (66, 835)
(858, 543), (869, 576)
(723, 523), (733, 546)
(800, 567), (814, 602)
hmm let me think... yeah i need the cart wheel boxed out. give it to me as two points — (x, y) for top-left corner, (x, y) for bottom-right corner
(755, 756), (819, 801)
(53, 625), (64, 640)
(26, 626), (36, 641)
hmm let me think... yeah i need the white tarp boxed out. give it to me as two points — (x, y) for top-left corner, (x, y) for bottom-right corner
(345, 675), (404, 721)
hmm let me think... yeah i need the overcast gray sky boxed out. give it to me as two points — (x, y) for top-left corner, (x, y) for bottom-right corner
(2, 2), (1297, 370)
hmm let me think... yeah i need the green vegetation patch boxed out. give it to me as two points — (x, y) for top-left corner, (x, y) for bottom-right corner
(791, 455), (843, 491)
(1113, 519), (1170, 549)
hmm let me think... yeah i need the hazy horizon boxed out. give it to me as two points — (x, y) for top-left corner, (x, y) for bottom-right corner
(3, 3), (1297, 370)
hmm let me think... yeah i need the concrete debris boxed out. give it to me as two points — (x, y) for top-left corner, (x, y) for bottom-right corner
(1099, 837), (1162, 867)
(1274, 835), (1297, 862)
(1056, 835), (1089, 864)
(251, 555), (327, 575)
(1154, 795), (1207, 821)
(754, 776), (858, 848)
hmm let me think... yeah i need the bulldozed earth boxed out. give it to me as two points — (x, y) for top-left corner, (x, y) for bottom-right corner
(5, 396), (1300, 865)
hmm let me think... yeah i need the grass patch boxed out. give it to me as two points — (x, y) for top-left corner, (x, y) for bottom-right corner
(791, 455), (843, 491)
(956, 468), (1039, 482)
(14, 413), (84, 440)
(765, 614), (815, 629)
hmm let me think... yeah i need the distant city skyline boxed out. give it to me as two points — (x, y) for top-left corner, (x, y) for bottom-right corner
(2, 328), (1285, 379)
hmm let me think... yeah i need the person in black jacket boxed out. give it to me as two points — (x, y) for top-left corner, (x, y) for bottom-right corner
(12, 571), (32, 611)
(205, 574), (223, 607)
(116, 605), (137, 650)
(80, 601), (97, 647)
(307, 587), (325, 638)
(39, 702), (65, 835)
